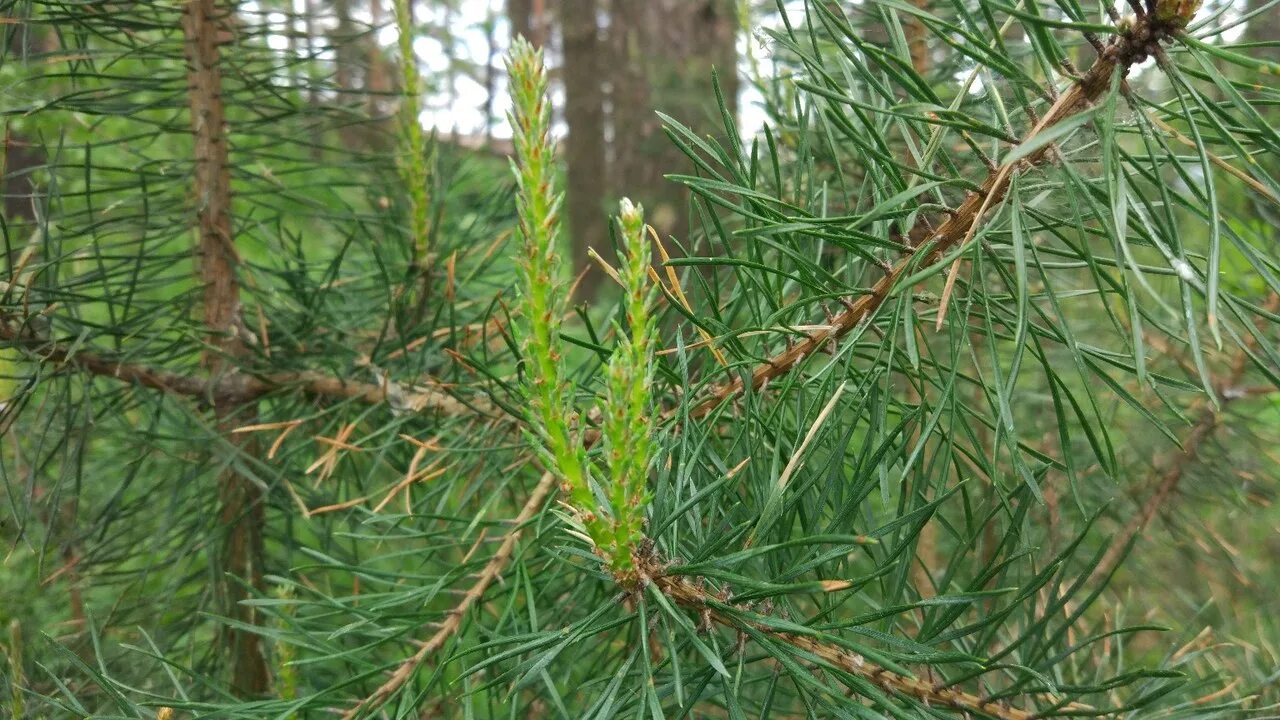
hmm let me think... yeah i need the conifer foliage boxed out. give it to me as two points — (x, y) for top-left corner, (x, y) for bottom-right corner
(2, 1), (1279, 718)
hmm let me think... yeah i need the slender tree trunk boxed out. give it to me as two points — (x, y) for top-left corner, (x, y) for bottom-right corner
(509, 0), (544, 46)
(367, 0), (390, 115)
(443, 0), (457, 113)
(482, 6), (501, 144)
(303, 0), (318, 107)
(510, 0), (531, 40)
(332, 0), (371, 148)
(906, 0), (929, 75)
(532, 0), (547, 47)
(285, 0), (299, 86)
(561, 0), (609, 298)
(3, 121), (42, 225)
(1247, 0), (1279, 62)
(1, 17), (55, 224)
(607, 0), (738, 245)
(181, 0), (268, 696)
(333, 0), (354, 93)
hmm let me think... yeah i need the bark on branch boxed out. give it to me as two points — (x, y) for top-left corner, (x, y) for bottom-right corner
(340, 470), (558, 719)
(689, 12), (1187, 420)
(182, 0), (268, 695)
(644, 556), (1090, 720)
(0, 320), (488, 418)
(1089, 292), (1280, 586)
(341, 10), (1210, 718)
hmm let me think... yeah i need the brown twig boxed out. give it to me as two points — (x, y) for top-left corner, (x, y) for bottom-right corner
(688, 12), (1186, 420)
(279, 370), (493, 417)
(644, 557), (1085, 720)
(340, 469), (558, 720)
(343, 8), (1213, 717)
(0, 318), (491, 418)
(1089, 292), (1280, 586)
(0, 322), (226, 398)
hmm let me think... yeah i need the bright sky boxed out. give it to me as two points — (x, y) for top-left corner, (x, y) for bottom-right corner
(392, 0), (780, 140)
(248, 0), (1252, 142)
(249, 0), (778, 140)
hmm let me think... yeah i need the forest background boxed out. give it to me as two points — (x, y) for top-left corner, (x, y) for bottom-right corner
(2, 0), (1279, 718)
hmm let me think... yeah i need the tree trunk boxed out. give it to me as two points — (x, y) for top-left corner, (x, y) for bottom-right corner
(906, 0), (930, 75)
(483, 4), (499, 143)
(561, 0), (609, 298)
(333, 0), (355, 93)
(510, 0), (532, 40)
(509, 0), (545, 46)
(1, 17), (55, 224)
(607, 0), (738, 245)
(181, 0), (268, 696)
(367, 0), (390, 114)
(1247, 0), (1279, 62)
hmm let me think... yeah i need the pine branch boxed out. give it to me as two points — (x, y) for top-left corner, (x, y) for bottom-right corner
(623, 7), (1217, 715)
(639, 554), (1086, 720)
(0, 319), (493, 417)
(689, 7), (1195, 420)
(279, 370), (496, 418)
(1089, 292), (1280, 586)
(0, 320), (231, 399)
(339, 469), (558, 720)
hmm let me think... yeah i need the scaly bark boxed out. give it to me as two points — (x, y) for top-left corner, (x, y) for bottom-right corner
(0, 314), (495, 418)
(561, 0), (609, 298)
(509, 0), (544, 46)
(607, 0), (739, 244)
(906, 0), (930, 75)
(181, 0), (268, 695)
(689, 9), (1187, 419)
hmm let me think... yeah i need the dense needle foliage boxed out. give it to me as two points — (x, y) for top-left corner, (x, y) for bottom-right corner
(2, 1), (1279, 718)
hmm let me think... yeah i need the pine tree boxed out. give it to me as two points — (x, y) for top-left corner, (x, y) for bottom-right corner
(2, 1), (1279, 718)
